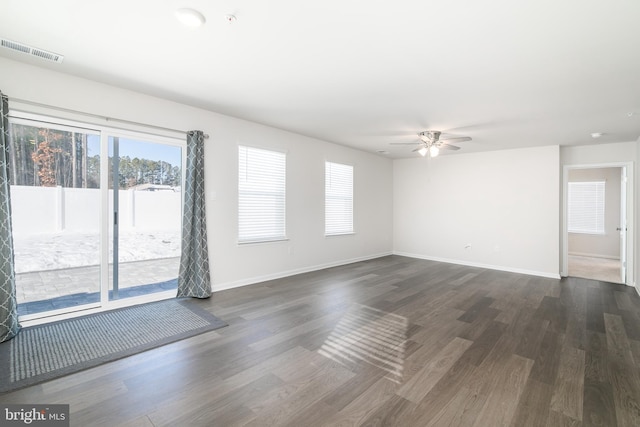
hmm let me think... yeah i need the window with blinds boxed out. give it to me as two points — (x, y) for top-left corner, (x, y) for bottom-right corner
(568, 181), (605, 234)
(325, 161), (353, 236)
(238, 145), (286, 243)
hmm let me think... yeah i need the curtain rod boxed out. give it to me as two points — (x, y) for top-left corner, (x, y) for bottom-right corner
(8, 97), (209, 139)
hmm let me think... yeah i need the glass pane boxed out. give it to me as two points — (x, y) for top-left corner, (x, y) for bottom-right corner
(9, 122), (101, 316)
(108, 137), (182, 300)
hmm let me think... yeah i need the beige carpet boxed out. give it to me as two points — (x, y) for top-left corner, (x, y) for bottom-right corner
(568, 255), (623, 284)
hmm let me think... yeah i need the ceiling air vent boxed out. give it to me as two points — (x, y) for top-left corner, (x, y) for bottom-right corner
(1, 38), (64, 63)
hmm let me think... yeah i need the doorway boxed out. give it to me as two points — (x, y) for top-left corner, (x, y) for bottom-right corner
(562, 164), (632, 285)
(8, 114), (185, 321)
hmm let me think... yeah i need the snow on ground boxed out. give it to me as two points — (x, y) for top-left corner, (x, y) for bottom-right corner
(13, 230), (181, 274)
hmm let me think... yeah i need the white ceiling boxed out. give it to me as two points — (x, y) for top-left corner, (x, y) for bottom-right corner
(2, 0), (640, 158)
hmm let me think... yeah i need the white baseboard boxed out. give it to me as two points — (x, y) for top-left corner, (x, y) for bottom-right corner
(212, 251), (393, 292)
(393, 251), (561, 280)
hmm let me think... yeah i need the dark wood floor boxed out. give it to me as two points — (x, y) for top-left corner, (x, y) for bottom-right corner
(2, 255), (640, 426)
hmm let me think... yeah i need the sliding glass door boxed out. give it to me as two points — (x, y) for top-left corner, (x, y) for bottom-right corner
(9, 119), (102, 317)
(108, 136), (182, 302)
(8, 114), (184, 321)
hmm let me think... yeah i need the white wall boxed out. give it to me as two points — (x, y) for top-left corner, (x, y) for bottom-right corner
(561, 142), (637, 286)
(568, 167), (621, 259)
(393, 145), (560, 278)
(1, 57), (393, 290)
(561, 142), (637, 165)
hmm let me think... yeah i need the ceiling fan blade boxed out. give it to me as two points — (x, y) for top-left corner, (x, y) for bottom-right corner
(440, 143), (461, 150)
(411, 146), (424, 152)
(438, 136), (472, 143)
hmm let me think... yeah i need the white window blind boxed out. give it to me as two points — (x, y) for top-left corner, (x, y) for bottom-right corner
(568, 181), (605, 234)
(238, 145), (286, 243)
(325, 161), (353, 236)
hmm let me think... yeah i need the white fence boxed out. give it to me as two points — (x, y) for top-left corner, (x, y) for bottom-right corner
(10, 185), (182, 236)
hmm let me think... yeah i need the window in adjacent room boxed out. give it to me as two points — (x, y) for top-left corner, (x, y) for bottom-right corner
(325, 161), (353, 236)
(567, 181), (605, 234)
(238, 145), (286, 243)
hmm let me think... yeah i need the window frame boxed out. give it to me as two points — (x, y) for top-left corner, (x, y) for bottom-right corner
(237, 145), (287, 244)
(325, 160), (354, 237)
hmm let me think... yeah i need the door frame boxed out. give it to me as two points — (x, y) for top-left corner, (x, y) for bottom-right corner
(102, 129), (186, 307)
(9, 110), (186, 326)
(561, 162), (634, 286)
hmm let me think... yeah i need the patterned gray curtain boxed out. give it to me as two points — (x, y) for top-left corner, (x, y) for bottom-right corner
(0, 92), (20, 342)
(177, 130), (212, 298)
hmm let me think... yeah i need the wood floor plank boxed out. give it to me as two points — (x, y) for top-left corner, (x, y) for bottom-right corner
(457, 320), (507, 367)
(619, 309), (640, 341)
(457, 307), (501, 341)
(528, 329), (564, 385)
(396, 336), (473, 403)
(629, 339), (640, 366)
(471, 353), (534, 427)
(601, 287), (622, 315)
(509, 378), (553, 427)
(457, 296), (495, 323)
(283, 401), (337, 427)
(550, 343), (586, 421)
(583, 380), (618, 427)
(358, 395), (418, 427)
(248, 310), (342, 352)
(400, 319), (469, 383)
(408, 354), (479, 425)
(513, 315), (550, 360)
(114, 415), (156, 427)
(566, 311), (588, 351)
(585, 331), (609, 383)
(587, 287), (606, 333)
(538, 295), (569, 334)
(423, 386), (487, 427)
(324, 376), (398, 426)
(321, 367), (386, 412)
(614, 291), (635, 311)
(547, 410), (582, 427)
(412, 302), (465, 328)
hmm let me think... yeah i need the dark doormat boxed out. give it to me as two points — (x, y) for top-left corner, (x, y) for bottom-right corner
(0, 298), (227, 393)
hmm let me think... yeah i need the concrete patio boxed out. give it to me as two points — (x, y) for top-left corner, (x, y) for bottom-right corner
(16, 257), (180, 316)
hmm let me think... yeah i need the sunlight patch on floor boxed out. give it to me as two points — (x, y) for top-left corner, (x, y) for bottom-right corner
(318, 303), (409, 383)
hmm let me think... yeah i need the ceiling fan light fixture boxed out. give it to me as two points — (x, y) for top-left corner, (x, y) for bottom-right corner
(429, 145), (440, 157)
(175, 8), (206, 27)
(418, 146), (428, 157)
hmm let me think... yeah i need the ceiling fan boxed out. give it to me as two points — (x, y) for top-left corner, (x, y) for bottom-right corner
(391, 131), (472, 157)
